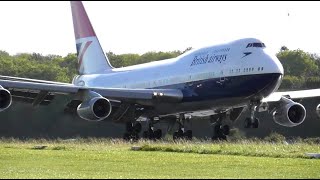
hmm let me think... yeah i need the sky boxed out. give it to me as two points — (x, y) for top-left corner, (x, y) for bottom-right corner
(0, 1), (320, 57)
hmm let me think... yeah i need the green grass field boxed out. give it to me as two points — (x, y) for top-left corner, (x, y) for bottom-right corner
(0, 138), (319, 178)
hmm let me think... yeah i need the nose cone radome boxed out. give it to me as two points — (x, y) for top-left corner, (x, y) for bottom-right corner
(265, 51), (284, 75)
(272, 55), (284, 75)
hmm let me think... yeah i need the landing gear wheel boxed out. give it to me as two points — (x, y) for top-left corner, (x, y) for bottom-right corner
(252, 118), (259, 128)
(133, 122), (142, 133)
(123, 132), (131, 141)
(131, 133), (139, 142)
(143, 131), (148, 139)
(212, 124), (228, 141)
(173, 129), (184, 141)
(244, 118), (259, 128)
(222, 125), (230, 135)
(173, 132), (179, 141)
(126, 122), (133, 132)
(212, 134), (227, 141)
(244, 118), (252, 128)
(124, 122), (142, 141)
(184, 130), (193, 140)
(154, 129), (162, 140)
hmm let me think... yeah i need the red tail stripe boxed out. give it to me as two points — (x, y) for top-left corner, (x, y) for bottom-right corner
(71, 1), (96, 39)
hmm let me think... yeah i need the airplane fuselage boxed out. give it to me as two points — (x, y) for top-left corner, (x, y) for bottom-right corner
(73, 38), (284, 116)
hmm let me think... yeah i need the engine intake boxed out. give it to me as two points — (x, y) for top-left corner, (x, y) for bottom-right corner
(272, 97), (306, 127)
(316, 104), (320, 118)
(77, 91), (112, 121)
(0, 86), (12, 112)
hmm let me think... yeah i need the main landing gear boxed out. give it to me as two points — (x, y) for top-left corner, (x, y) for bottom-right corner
(142, 117), (162, 140)
(123, 121), (142, 141)
(173, 114), (193, 141)
(211, 113), (230, 141)
(244, 102), (260, 129)
(123, 116), (163, 141)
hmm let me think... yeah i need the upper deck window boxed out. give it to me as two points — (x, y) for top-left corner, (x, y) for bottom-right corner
(246, 43), (266, 48)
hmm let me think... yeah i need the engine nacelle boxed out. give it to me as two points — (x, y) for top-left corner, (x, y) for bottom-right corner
(316, 104), (320, 118)
(272, 97), (306, 127)
(0, 86), (12, 112)
(77, 91), (112, 121)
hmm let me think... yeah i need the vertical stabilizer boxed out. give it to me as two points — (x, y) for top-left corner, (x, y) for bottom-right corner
(70, 1), (113, 75)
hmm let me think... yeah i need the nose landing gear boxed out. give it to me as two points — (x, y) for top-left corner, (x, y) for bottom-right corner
(244, 102), (260, 129)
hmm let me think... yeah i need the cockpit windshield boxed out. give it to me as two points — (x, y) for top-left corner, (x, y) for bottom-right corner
(246, 42), (266, 48)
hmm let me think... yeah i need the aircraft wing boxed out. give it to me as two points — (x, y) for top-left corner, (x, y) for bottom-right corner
(262, 89), (320, 102)
(0, 78), (183, 106)
(0, 75), (71, 85)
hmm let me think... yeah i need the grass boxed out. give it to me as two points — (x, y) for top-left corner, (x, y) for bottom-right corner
(0, 138), (319, 178)
(138, 140), (320, 159)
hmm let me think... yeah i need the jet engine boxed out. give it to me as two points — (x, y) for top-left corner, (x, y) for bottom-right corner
(316, 104), (320, 118)
(0, 86), (12, 112)
(77, 91), (112, 121)
(272, 97), (306, 127)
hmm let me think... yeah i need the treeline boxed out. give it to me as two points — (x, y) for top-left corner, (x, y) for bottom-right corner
(1, 47), (320, 139)
(277, 47), (320, 90)
(0, 47), (320, 90)
(0, 48), (190, 83)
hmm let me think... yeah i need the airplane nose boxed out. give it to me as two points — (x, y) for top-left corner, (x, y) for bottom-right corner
(273, 56), (284, 75)
(265, 51), (284, 75)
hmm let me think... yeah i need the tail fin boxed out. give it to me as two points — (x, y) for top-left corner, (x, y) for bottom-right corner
(70, 1), (113, 75)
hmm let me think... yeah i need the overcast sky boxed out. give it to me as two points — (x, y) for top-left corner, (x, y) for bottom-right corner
(0, 1), (319, 56)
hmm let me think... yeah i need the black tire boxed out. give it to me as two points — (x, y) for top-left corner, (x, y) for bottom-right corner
(142, 131), (148, 139)
(174, 129), (184, 141)
(214, 124), (221, 132)
(178, 129), (184, 136)
(173, 132), (179, 141)
(134, 122), (142, 133)
(131, 133), (139, 142)
(215, 124), (226, 138)
(222, 125), (230, 135)
(212, 136), (220, 141)
(184, 130), (192, 140)
(244, 118), (252, 128)
(219, 134), (227, 141)
(123, 132), (131, 141)
(126, 122), (133, 132)
(252, 118), (259, 128)
(148, 130), (154, 140)
(154, 129), (162, 140)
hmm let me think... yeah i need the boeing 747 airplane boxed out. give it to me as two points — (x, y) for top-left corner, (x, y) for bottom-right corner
(0, 1), (319, 140)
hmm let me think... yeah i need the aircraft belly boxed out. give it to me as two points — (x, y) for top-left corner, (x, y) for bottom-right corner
(180, 73), (282, 102)
(153, 73), (282, 115)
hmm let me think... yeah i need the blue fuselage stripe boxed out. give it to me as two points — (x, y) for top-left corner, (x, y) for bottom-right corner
(152, 73), (282, 114)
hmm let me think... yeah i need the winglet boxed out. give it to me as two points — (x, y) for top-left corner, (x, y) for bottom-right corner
(70, 1), (114, 75)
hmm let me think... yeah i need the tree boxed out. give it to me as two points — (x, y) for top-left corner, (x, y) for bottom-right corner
(182, 47), (193, 54)
(276, 49), (318, 77)
(280, 46), (289, 51)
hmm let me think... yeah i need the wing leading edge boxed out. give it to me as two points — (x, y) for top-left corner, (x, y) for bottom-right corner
(262, 89), (320, 102)
(0, 78), (183, 106)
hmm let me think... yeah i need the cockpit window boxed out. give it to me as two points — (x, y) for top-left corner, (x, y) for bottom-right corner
(246, 42), (266, 48)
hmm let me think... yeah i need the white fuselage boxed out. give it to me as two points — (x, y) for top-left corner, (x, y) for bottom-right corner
(74, 38), (283, 91)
